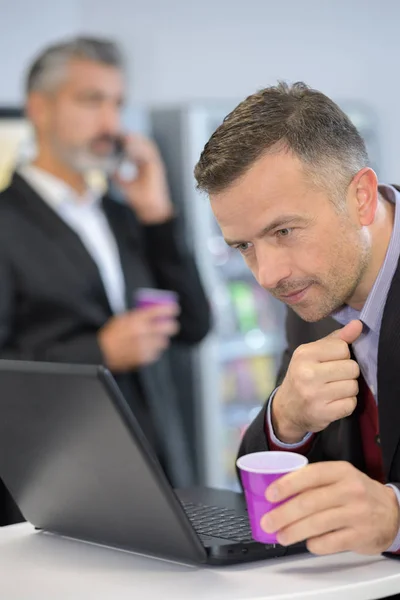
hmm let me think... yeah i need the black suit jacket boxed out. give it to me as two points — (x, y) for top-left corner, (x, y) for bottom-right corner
(0, 174), (211, 520)
(238, 257), (400, 497)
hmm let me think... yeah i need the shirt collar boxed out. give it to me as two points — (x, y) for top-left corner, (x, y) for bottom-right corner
(18, 164), (102, 210)
(333, 184), (400, 333)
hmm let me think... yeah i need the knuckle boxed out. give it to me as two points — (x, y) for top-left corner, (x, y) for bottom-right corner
(351, 380), (359, 396)
(350, 477), (366, 499)
(349, 396), (358, 411)
(337, 406), (349, 419)
(306, 537), (324, 555)
(337, 339), (350, 358)
(293, 344), (305, 358)
(294, 494), (308, 514)
(298, 365), (315, 384)
(343, 397), (357, 418)
(296, 493), (315, 515)
(293, 344), (310, 361)
(351, 360), (361, 378)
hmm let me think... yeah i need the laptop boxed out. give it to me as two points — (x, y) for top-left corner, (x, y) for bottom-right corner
(0, 360), (305, 565)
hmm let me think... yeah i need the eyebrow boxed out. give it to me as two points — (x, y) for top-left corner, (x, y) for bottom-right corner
(224, 214), (306, 247)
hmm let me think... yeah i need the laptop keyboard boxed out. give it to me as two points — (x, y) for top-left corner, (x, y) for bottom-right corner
(181, 501), (254, 543)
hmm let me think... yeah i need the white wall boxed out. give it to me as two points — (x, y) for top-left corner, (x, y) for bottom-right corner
(1, 0), (400, 179)
(79, 0), (400, 181)
(0, 0), (80, 102)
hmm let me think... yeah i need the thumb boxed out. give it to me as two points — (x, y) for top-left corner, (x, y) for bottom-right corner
(329, 319), (363, 345)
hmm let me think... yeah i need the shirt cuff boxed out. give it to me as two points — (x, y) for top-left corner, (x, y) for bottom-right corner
(266, 388), (314, 449)
(385, 484), (400, 553)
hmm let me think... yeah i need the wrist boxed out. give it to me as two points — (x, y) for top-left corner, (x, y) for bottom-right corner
(97, 328), (117, 369)
(272, 389), (307, 443)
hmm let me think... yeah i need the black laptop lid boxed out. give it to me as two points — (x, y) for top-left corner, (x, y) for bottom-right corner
(0, 360), (206, 563)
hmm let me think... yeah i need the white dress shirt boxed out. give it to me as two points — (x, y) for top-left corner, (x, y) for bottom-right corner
(19, 164), (126, 314)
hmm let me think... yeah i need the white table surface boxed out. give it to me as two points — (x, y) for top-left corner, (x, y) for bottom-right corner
(1, 524), (400, 600)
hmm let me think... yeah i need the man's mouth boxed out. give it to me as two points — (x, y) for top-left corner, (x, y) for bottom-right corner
(279, 284), (312, 305)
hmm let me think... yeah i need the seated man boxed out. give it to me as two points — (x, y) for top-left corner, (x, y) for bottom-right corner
(194, 81), (400, 557)
(0, 36), (210, 523)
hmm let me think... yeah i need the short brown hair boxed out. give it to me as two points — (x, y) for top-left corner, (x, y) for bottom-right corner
(194, 81), (369, 200)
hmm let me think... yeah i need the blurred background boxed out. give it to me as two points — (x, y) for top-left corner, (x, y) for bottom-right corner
(0, 0), (396, 491)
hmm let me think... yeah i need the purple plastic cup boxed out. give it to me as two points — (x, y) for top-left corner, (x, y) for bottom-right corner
(134, 288), (179, 310)
(237, 451), (308, 544)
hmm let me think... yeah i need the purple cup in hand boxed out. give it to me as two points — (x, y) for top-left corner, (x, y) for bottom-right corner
(236, 451), (308, 544)
(134, 288), (179, 313)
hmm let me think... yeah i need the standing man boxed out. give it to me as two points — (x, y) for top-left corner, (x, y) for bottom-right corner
(194, 81), (400, 558)
(0, 36), (210, 524)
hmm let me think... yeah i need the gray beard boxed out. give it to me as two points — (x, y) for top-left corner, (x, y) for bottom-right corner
(65, 150), (119, 176)
(53, 142), (120, 176)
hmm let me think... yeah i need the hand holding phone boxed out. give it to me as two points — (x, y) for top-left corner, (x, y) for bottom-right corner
(113, 134), (174, 224)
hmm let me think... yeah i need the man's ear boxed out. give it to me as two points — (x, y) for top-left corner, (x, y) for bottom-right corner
(26, 92), (51, 132)
(350, 167), (378, 226)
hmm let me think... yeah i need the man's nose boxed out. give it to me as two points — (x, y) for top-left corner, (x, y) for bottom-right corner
(100, 104), (120, 133)
(255, 248), (291, 291)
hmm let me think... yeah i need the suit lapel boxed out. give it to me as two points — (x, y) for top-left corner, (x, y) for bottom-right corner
(377, 255), (400, 478)
(102, 194), (193, 485)
(102, 194), (154, 309)
(11, 173), (112, 315)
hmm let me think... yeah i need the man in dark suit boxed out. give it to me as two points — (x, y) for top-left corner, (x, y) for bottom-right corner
(194, 81), (400, 559)
(0, 36), (210, 523)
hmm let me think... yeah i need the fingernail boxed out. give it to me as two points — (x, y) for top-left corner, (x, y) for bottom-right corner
(261, 515), (275, 533)
(276, 532), (288, 546)
(266, 485), (279, 502)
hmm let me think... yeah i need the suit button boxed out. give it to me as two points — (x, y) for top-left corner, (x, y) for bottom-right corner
(375, 434), (381, 445)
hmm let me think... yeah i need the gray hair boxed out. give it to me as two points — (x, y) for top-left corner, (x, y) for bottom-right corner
(195, 81), (370, 206)
(26, 36), (124, 94)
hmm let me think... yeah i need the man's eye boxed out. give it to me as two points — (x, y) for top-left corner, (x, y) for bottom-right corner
(235, 242), (251, 253)
(78, 94), (103, 105)
(276, 228), (292, 237)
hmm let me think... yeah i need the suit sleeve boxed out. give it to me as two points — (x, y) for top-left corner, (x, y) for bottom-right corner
(0, 257), (20, 360)
(143, 217), (211, 344)
(36, 334), (105, 364)
(0, 261), (24, 525)
(0, 255), (104, 364)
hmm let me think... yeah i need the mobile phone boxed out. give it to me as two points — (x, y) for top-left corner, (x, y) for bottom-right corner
(114, 136), (125, 159)
(115, 136), (137, 181)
